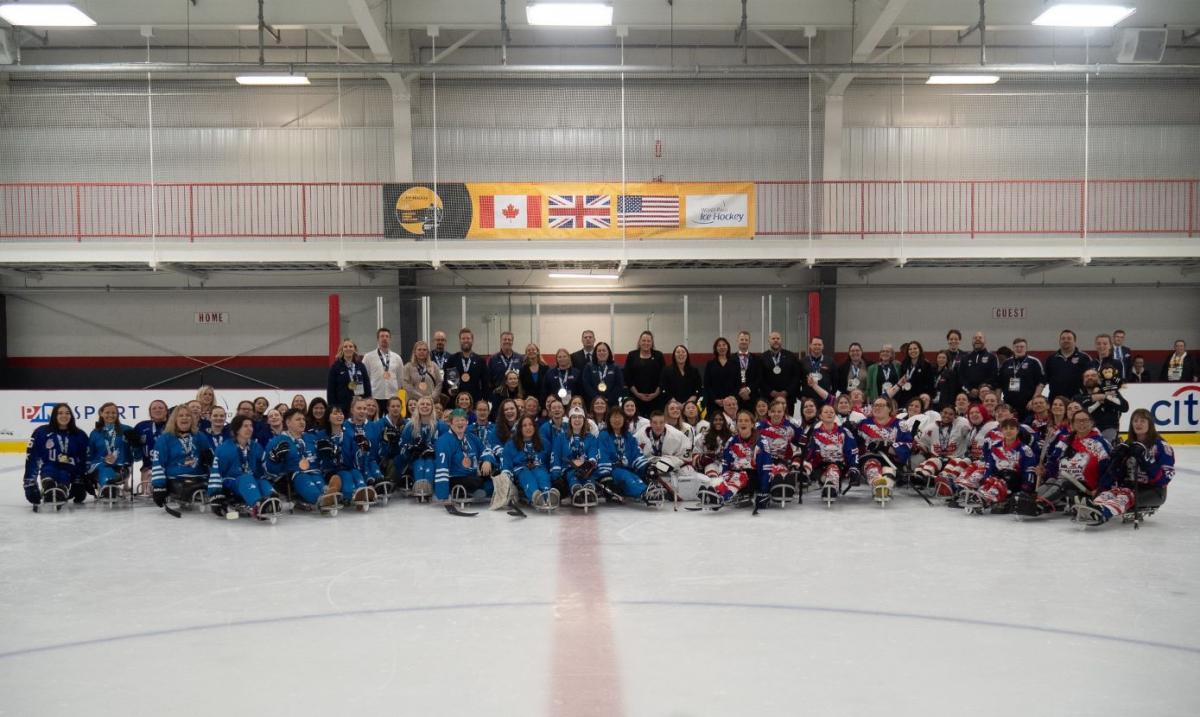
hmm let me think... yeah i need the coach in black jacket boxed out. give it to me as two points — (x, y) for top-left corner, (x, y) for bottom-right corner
(759, 331), (801, 414)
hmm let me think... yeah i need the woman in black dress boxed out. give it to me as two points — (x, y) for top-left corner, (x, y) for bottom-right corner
(624, 331), (666, 417)
(703, 337), (740, 417)
(660, 344), (703, 405)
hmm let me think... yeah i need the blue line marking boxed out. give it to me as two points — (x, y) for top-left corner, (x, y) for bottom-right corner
(2, 599), (1196, 660)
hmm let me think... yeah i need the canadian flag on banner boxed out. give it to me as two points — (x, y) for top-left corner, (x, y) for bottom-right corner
(479, 195), (542, 229)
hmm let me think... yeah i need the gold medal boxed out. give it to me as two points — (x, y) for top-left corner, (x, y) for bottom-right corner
(57, 454), (71, 464)
(598, 382), (608, 392)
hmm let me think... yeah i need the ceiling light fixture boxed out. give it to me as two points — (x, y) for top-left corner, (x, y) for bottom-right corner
(0, 3), (96, 26)
(235, 74), (311, 85)
(548, 272), (620, 280)
(526, 2), (614, 27)
(926, 75), (1001, 84)
(1031, 4), (1136, 28)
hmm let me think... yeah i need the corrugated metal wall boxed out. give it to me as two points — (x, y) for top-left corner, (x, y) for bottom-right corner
(0, 81), (395, 182)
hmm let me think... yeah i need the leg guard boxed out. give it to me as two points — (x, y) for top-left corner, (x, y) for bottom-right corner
(489, 470), (518, 511)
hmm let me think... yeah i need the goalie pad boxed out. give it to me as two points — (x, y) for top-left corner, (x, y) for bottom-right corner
(490, 471), (518, 511)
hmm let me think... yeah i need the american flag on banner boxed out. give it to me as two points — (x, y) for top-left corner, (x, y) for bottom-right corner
(616, 195), (680, 227)
(547, 194), (612, 229)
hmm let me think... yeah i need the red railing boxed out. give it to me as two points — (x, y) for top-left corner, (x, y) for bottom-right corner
(0, 179), (1195, 241)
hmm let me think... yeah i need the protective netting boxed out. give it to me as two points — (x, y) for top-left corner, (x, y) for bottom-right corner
(0, 66), (1197, 242)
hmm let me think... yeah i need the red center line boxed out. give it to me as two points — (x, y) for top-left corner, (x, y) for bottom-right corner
(550, 517), (624, 717)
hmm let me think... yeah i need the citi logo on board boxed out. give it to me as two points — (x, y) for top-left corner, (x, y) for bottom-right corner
(1151, 385), (1200, 429)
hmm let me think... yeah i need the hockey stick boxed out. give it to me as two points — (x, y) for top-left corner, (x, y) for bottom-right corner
(163, 503), (182, 518)
(595, 479), (626, 504)
(445, 503), (478, 517)
(506, 496), (527, 519)
(909, 479), (934, 506)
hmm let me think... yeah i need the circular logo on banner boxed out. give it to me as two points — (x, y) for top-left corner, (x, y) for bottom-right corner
(395, 187), (444, 236)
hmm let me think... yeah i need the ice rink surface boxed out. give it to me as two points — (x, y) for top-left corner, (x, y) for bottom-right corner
(1, 449), (1198, 717)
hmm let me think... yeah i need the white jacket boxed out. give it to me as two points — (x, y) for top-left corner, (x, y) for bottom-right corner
(362, 348), (404, 400)
(636, 424), (690, 460)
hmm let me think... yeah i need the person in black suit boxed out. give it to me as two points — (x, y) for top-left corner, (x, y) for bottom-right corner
(661, 344), (702, 405)
(798, 336), (836, 406)
(703, 336), (740, 415)
(570, 329), (598, 371)
(624, 331), (666, 416)
(759, 331), (800, 414)
(732, 331), (763, 411)
(1111, 329), (1133, 380)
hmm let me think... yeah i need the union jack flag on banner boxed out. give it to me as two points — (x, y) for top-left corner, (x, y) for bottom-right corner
(547, 194), (612, 229)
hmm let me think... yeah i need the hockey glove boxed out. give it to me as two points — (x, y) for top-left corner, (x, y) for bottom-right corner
(152, 485), (168, 507)
(354, 433), (371, 452)
(1131, 441), (1149, 463)
(198, 448), (214, 472)
(268, 441), (290, 464)
(1109, 442), (1131, 463)
(24, 480), (40, 505)
(382, 425), (401, 447)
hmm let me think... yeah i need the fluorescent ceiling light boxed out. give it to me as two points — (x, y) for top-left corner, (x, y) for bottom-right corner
(235, 74), (311, 85)
(548, 272), (620, 280)
(1032, 4), (1135, 28)
(0, 3), (96, 26)
(926, 75), (1000, 85)
(526, 2), (613, 27)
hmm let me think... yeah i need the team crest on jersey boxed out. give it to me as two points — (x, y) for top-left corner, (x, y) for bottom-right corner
(45, 438), (55, 449)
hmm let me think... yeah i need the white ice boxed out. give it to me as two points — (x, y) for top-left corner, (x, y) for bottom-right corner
(1, 450), (1198, 717)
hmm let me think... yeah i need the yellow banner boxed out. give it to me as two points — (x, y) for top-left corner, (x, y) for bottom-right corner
(465, 182), (755, 240)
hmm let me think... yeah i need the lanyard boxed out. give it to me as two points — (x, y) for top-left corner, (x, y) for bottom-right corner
(881, 364), (895, 381)
(461, 355), (473, 375)
(650, 430), (664, 456)
(570, 435), (585, 457)
(500, 353), (518, 373)
(614, 435), (626, 464)
(239, 443), (251, 473)
(103, 425), (118, 455)
(809, 356), (822, 373)
(180, 434), (194, 457)
(378, 350), (391, 372)
(557, 368), (570, 388)
(345, 361), (359, 382)
(739, 353), (749, 370)
(938, 425), (951, 451)
(597, 365), (610, 381)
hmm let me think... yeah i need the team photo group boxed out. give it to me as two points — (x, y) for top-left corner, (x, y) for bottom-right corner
(23, 324), (1188, 526)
